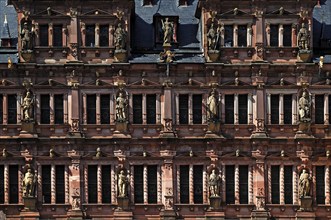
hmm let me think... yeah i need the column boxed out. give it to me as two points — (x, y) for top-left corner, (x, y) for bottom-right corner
(18, 169), (23, 204)
(203, 166), (208, 204)
(82, 93), (87, 124)
(279, 94), (284, 124)
(293, 166), (298, 205)
(220, 24), (225, 47)
(279, 164), (284, 204)
(130, 166), (134, 203)
(221, 94), (225, 123)
(34, 22), (40, 46)
(247, 24), (252, 47)
(36, 94), (41, 124)
(157, 165), (162, 204)
(267, 94), (271, 124)
(233, 24), (238, 47)
(266, 23), (270, 47)
(65, 166), (69, 204)
(142, 94), (147, 124)
(80, 22), (86, 47)
(267, 165), (272, 204)
(143, 165), (148, 204)
(110, 94), (115, 123)
(325, 94), (329, 125)
(95, 23), (100, 47)
(37, 165), (42, 203)
(62, 26), (67, 47)
(235, 164), (239, 204)
(175, 93), (179, 124)
(177, 165), (181, 203)
(156, 94), (161, 124)
(278, 24), (283, 47)
(97, 165), (102, 204)
(111, 165), (116, 204)
(50, 94), (54, 124)
(234, 94), (239, 124)
(64, 94), (68, 124)
(189, 165), (194, 204)
(84, 165), (88, 203)
(188, 94), (193, 124)
(3, 94), (7, 124)
(325, 166), (330, 205)
(49, 23), (53, 47)
(311, 94), (315, 123)
(109, 25), (114, 47)
(248, 93), (253, 124)
(128, 93), (133, 123)
(292, 94), (297, 124)
(292, 23), (297, 47)
(96, 94), (100, 125)
(249, 165), (254, 204)
(17, 93), (21, 123)
(51, 165), (56, 204)
(4, 165), (8, 204)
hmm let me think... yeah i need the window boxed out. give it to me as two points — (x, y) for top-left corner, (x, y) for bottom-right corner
(284, 165), (293, 204)
(134, 165), (157, 204)
(270, 24), (292, 47)
(271, 95), (279, 124)
(146, 94), (156, 124)
(239, 165), (248, 204)
(270, 24), (279, 47)
(329, 95), (331, 124)
(143, 0), (154, 5)
(56, 165), (65, 203)
(88, 165), (97, 203)
(53, 25), (63, 47)
(134, 165), (143, 203)
(283, 25), (292, 47)
(42, 165), (51, 203)
(316, 166), (325, 204)
(192, 95), (202, 124)
(271, 165), (280, 204)
(283, 95), (292, 124)
(179, 165), (203, 204)
(87, 95), (96, 124)
(100, 95), (110, 124)
(9, 165), (18, 204)
(238, 94), (248, 124)
(40, 95), (50, 124)
(133, 95), (143, 124)
(238, 25), (247, 47)
(193, 165), (203, 204)
(226, 165), (235, 204)
(0, 95), (3, 124)
(147, 165), (157, 204)
(87, 165), (112, 203)
(315, 95), (324, 124)
(102, 165), (111, 203)
(180, 165), (189, 203)
(0, 165), (4, 203)
(7, 94), (17, 124)
(225, 95), (234, 124)
(270, 94), (292, 125)
(179, 94), (189, 124)
(40, 24), (49, 46)
(54, 95), (64, 124)
(224, 25), (233, 47)
(99, 25), (109, 47)
(86, 25), (95, 47)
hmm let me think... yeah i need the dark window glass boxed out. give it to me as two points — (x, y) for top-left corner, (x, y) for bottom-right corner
(239, 94), (248, 124)
(284, 95), (292, 124)
(56, 165), (65, 203)
(238, 25), (247, 47)
(226, 165), (235, 204)
(0, 165), (4, 203)
(329, 95), (331, 124)
(40, 95), (50, 124)
(54, 94), (64, 124)
(86, 25), (95, 47)
(146, 94), (156, 124)
(40, 24), (49, 46)
(239, 165), (248, 204)
(315, 95), (324, 124)
(180, 165), (189, 203)
(7, 95), (17, 124)
(0, 95), (3, 124)
(87, 95), (96, 124)
(271, 95), (279, 124)
(270, 24), (279, 47)
(271, 165), (280, 204)
(102, 165), (111, 203)
(143, 0), (153, 5)
(193, 165), (203, 204)
(9, 165), (18, 204)
(193, 95), (202, 124)
(316, 166), (325, 204)
(100, 25), (109, 47)
(101, 95), (110, 124)
(179, 94), (189, 124)
(148, 165), (157, 204)
(225, 95), (234, 124)
(284, 165), (293, 204)
(133, 95), (143, 124)
(283, 25), (292, 47)
(224, 25), (233, 47)
(134, 165), (143, 203)
(42, 165), (51, 203)
(88, 165), (97, 203)
(53, 25), (63, 47)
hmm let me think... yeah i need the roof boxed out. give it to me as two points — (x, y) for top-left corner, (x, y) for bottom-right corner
(313, 0), (331, 49)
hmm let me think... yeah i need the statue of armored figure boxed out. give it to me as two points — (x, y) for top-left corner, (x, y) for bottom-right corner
(116, 91), (128, 122)
(207, 23), (218, 50)
(21, 22), (34, 51)
(118, 170), (128, 197)
(114, 23), (127, 51)
(23, 168), (36, 197)
(299, 169), (311, 197)
(297, 23), (309, 50)
(22, 90), (34, 121)
(298, 90), (311, 122)
(207, 90), (219, 121)
(209, 169), (221, 197)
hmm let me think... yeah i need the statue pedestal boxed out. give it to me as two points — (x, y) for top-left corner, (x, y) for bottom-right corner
(21, 197), (39, 220)
(23, 197), (37, 211)
(299, 196), (313, 212)
(251, 210), (270, 220)
(296, 122), (312, 135)
(20, 50), (35, 63)
(207, 50), (220, 62)
(205, 121), (223, 138)
(160, 210), (176, 220)
(114, 122), (131, 138)
(20, 121), (38, 138)
(115, 197), (132, 220)
(297, 50), (312, 62)
(67, 210), (83, 220)
(114, 50), (127, 62)
(205, 211), (225, 220)
(117, 196), (130, 211)
(209, 196), (222, 211)
(296, 211), (315, 220)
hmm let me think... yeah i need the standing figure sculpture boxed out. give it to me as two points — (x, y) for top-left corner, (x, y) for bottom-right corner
(207, 90), (218, 121)
(114, 23), (127, 50)
(299, 169), (311, 197)
(22, 91), (34, 121)
(209, 169), (221, 197)
(161, 17), (173, 45)
(298, 90), (311, 122)
(116, 91), (128, 122)
(118, 170), (128, 197)
(23, 168), (36, 197)
(21, 22), (33, 51)
(207, 23), (218, 50)
(297, 23), (309, 50)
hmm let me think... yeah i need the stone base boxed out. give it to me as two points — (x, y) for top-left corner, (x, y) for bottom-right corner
(117, 196), (130, 211)
(250, 131), (268, 139)
(114, 50), (127, 62)
(300, 196), (313, 212)
(19, 210), (40, 220)
(298, 122), (311, 134)
(67, 131), (84, 138)
(159, 131), (177, 138)
(297, 50), (312, 62)
(209, 196), (222, 211)
(20, 122), (38, 138)
(208, 121), (220, 133)
(160, 210), (176, 220)
(115, 122), (128, 133)
(251, 210), (269, 220)
(296, 211), (315, 220)
(207, 50), (220, 62)
(113, 210), (133, 220)
(23, 197), (37, 211)
(67, 209), (83, 220)
(205, 211), (225, 220)
(21, 51), (35, 63)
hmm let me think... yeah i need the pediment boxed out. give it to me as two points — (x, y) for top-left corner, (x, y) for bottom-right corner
(0, 79), (16, 86)
(129, 78), (160, 86)
(82, 79), (112, 86)
(219, 8), (250, 17)
(81, 9), (113, 16)
(35, 8), (67, 16)
(178, 78), (205, 86)
(221, 79), (249, 86)
(266, 7), (296, 16)
(268, 78), (295, 86)
(36, 79), (66, 86)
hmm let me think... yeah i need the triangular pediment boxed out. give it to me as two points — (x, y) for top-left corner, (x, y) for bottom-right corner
(178, 78), (205, 86)
(129, 78), (160, 86)
(81, 9), (112, 16)
(36, 79), (66, 86)
(221, 79), (249, 86)
(0, 79), (16, 86)
(81, 79), (112, 86)
(266, 7), (296, 16)
(219, 8), (250, 17)
(268, 78), (295, 86)
(35, 8), (67, 16)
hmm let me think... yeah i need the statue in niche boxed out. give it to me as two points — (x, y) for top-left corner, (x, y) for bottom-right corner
(207, 90), (219, 121)
(298, 90), (311, 122)
(118, 170), (128, 197)
(114, 23), (127, 51)
(21, 22), (33, 51)
(161, 17), (174, 45)
(23, 168), (36, 197)
(116, 91), (128, 122)
(207, 23), (218, 50)
(299, 169), (311, 197)
(22, 90), (34, 121)
(209, 169), (221, 197)
(297, 23), (309, 50)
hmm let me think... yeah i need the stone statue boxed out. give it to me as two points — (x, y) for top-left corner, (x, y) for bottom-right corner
(207, 90), (218, 121)
(22, 91), (34, 121)
(161, 17), (174, 45)
(116, 91), (128, 122)
(298, 90), (311, 122)
(209, 169), (221, 197)
(114, 23), (127, 50)
(299, 169), (311, 197)
(207, 23), (218, 50)
(23, 168), (36, 197)
(118, 170), (128, 197)
(21, 22), (33, 51)
(297, 23), (309, 50)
